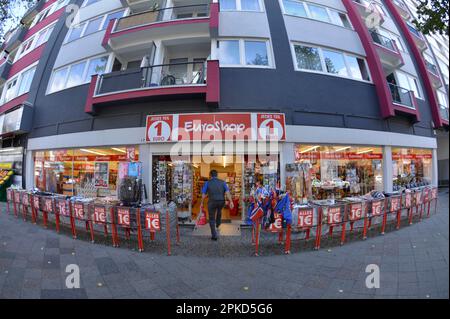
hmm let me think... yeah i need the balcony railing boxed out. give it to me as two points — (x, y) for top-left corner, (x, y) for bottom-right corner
(96, 61), (207, 96)
(425, 60), (439, 75)
(440, 106), (449, 121)
(115, 4), (210, 32)
(389, 83), (415, 109)
(370, 30), (396, 51)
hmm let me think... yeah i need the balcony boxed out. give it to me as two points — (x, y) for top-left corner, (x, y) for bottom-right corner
(407, 24), (427, 51)
(21, 0), (45, 25)
(425, 61), (443, 88)
(370, 30), (404, 73)
(0, 59), (12, 85)
(388, 82), (420, 120)
(439, 105), (449, 123)
(103, 3), (217, 52)
(353, 0), (385, 25)
(392, 0), (410, 20)
(2, 25), (27, 53)
(85, 60), (220, 114)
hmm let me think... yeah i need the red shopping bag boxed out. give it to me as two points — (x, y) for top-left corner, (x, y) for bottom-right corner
(196, 208), (207, 226)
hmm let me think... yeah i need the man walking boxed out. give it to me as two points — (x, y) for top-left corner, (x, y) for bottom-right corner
(200, 170), (234, 240)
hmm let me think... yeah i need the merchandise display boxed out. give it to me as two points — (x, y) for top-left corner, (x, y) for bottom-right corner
(295, 145), (383, 200)
(392, 148), (433, 190)
(285, 163), (312, 204)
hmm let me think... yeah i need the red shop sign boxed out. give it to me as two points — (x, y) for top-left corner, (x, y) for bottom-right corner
(145, 113), (286, 142)
(390, 197), (401, 212)
(327, 207), (341, 224)
(297, 208), (314, 227)
(145, 212), (161, 231)
(44, 198), (53, 212)
(58, 201), (70, 216)
(33, 196), (40, 210)
(93, 206), (107, 224)
(22, 194), (29, 206)
(117, 208), (130, 227)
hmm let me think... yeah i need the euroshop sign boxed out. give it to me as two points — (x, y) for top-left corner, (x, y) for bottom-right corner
(145, 113), (286, 142)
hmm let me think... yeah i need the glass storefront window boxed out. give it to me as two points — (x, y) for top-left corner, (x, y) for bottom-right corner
(294, 145), (383, 200)
(34, 147), (139, 197)
(392, 147), (432, 189)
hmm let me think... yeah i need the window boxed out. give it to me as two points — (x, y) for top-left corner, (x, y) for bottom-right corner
(392, 148), (432, 189)
(282, 0), (307, 17)
(322, 49), (348, 76)
(220, 0), (262, 11)
(15, 23), (55, 61)
(281, 0), (352, 29)
(219, 40), (240, 65)
(395, 71), (422, 99)
(219, 39), (272, 67)
(49, 68), (68, 93)
(437, 90), (448, 108)
(66, 61), (86, 88)
(294, 45), (322, 71)
(102, 10), (126, 30)
(85, 56), (108, 82)
(17, 66), (36, 96)
(84, 16), (103, 36)
(245, 41), (268, 66)
(48, 55), (110, 94)
(308, 4), (330, 23)
(66, 24), (84, 42)
(0, 65), (37, 105)
(82, 0), (101, 7)
(292, 43), (370, 81)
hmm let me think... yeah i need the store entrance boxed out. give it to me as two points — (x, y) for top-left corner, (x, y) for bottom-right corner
(152, 154), (281, 226)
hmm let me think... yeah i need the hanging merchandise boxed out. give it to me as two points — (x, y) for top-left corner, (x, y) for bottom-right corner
(285, 163), (312, 205)
(117, 161), (143, 205)
(171, 161), (193, 220)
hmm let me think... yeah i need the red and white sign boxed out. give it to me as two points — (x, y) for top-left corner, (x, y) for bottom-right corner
(6, 190), (12, 202)
(327, 207), (341, 224)
(415, 192), (422, 205)
(268, 213), (283, 232)
(431, 188), (438, 200)
(296, 152), (383, 161)
(58, 201), (70, 216)
(145, 212), (161, 231)
(349, 203), (363, 221)
(146, 115), (174, 142)
(257, 113), (286, 141)
(126, 147), (136, 161)
(33, 197), (40, 210)
(145, 113), (286, 142)
(44, 198), (53, 212)
(93, 206), (107, 224)
(297, 208), (314, 227)
(390, 197), (401, 212)
(117, 208), (130, 227)
(372, 201), (383, 216)
(73, 203), (85, 219)
(405, 193), (412, 208)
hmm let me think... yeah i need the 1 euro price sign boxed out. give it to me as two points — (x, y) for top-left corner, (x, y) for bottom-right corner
(327, 207), (341, 224)
(297, 208), (314, 228)
(117, 208), (130, 227)
(145, 212), (161, 231)
(349, 203), (363, 221)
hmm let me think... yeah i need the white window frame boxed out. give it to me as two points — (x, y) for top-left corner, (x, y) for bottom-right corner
(290, 42), (372, 83)
(220, 0), (265, 12)
(30, 0), (69, 28)
(219, 38), (275, 69)
(14, 22), (56, 62)
(81, 0), (101, 8)
(395, 70), (424, 100)
(0, 62), (38, 105)
(437, 90), (448, 108)
(46, 53), (113, 95)
(280, 0), (353, 30)
(64, 9), (126, 44)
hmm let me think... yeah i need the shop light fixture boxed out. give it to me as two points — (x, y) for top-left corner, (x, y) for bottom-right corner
(357, 149), (373, 154)
(299, 145), (320, 153)
(80, 149), (107, 156)
(335, 146), (351, 152)
(111, 148), (126, 153)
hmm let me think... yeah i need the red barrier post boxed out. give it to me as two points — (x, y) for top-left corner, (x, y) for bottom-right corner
(340, 205), (347, 246)
(52, 199), (60, 233)
(22, 193), (28, 221)
(136, 208), (144, 252)
(314, 207), (323, 250)
(88, 205), (95, 243)
(110, 207), (118, 247)
(284, 224), (291, 254)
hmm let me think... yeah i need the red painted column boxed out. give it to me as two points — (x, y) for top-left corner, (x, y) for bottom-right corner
(342, 0), (395, 118)
(384, 0), (443, 128)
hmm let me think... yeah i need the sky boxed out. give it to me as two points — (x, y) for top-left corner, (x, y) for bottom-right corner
(1, 0), (31, 41)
